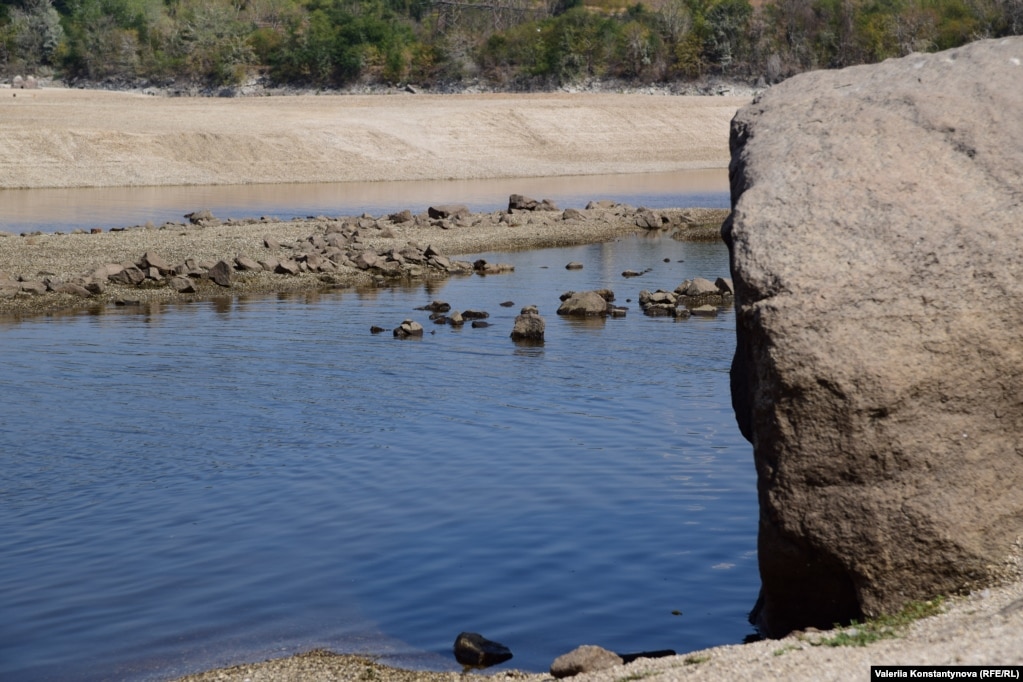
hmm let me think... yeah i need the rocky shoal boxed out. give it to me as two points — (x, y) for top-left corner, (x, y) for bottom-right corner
(0, 198), (729, 319)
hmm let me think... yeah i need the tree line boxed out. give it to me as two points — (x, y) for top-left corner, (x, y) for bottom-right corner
(1, 0), (1021, 89)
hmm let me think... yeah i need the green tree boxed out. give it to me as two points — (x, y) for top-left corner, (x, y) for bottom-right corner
(8, 0), (64, 70)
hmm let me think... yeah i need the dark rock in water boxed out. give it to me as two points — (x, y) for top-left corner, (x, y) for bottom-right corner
(453, 632), (513, 668)
(621, 269), (643, 278)
(447, 311), (465, 327)
(550, 645), (622, 678)
(499, 300), (515, 307)
(393, 319), (423, 338)
(470, 320), (490, 328)
(726, 37), (1023, 638)
(511, 308), (545, 341)
(369, 326), (386, 334)
(418, 300), (450, 312)
(557, 291), (611, 317)
(462, 309), (489, 320)
(565, 262), (584, 270)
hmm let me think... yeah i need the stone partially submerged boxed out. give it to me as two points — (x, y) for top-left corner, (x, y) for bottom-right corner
(725, 37), (1023, 637)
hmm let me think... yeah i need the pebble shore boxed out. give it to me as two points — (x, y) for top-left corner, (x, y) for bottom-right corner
(0, 204), (727, 319)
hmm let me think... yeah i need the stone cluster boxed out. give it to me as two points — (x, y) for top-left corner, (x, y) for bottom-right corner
(556, 289), (626, 317)
(639, 277), (734, 318)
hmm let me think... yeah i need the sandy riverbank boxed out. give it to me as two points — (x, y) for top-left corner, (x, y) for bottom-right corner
(0, 88), (746, 189)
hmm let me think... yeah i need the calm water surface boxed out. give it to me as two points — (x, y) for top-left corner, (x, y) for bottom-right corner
(1, 179), (756, 682)
(0, 169), (727, 234)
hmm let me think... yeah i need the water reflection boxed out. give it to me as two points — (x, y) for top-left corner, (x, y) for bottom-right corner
(2, 169), (727, 234)
(0, 233), (755, 682)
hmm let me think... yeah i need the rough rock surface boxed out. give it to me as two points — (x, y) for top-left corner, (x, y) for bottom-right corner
(549, 645), (623, 678)
(725, 37), (1023, 638)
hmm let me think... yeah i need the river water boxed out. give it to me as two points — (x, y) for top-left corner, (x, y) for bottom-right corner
(0, 169), (728, 235)
(0, 171), (757, 681)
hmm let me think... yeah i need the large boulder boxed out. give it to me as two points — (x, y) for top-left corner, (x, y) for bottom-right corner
(725, 37), (1023, 638)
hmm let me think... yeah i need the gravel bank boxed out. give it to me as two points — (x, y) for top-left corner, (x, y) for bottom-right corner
(171, 576), (1023, 682)
(0, 206), (727, 319)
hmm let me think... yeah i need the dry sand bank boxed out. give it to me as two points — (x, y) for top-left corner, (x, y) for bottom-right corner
(0, 89), (746, 189)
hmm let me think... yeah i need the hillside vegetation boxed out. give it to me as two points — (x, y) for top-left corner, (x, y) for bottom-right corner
(1, 0), (1021, 90)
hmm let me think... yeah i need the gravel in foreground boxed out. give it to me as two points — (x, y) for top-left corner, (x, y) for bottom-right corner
(170, 575), (1023, 682)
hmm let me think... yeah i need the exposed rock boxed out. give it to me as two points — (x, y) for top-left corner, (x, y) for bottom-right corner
(184, 209), (217, 225)
(50, 283), (92, 298)
(419, 300), (451, 313)
(234, 256), (263, 271)
(393, 319), (423, 338)
(470, 320), (490, 328)
(562, 208), (584, 220)
(168, 276), (195, 293)
(511, 307), (545, 341)
(725, 37), (1023, 638)
(452, 632), (513, 669)
(275, 260), (301, 276)
(208, 260), (233, 287)
(499, 300), (515, 307)
(473, 259), (514, 275)
(557, 290), (612, 317)
(508, 194), (558, 212)
(428, 204), (470, 220)
(447, 311), (465, 327)
(565, 262), (584, 270)
(550, 645), (623, 678)
(140, 251), (173, 273)
(634, 210), (664, 229)
(682, 277), (719, 296)
(18, 281), (47, 295)
(388, 209), (414, 223)
(108, 265), (145, 286)
(462, 309), (489, 320)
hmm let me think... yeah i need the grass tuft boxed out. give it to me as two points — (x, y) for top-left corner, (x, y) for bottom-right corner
(812, 597), (946, 647)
